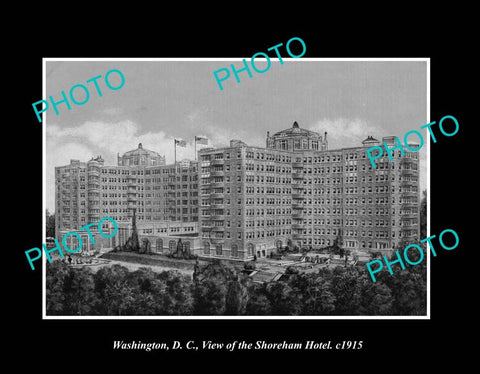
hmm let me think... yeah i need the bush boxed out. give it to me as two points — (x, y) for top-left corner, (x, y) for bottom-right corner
(46, 253), (426, 316)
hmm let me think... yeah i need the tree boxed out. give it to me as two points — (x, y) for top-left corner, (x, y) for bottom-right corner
(369, 251), (382, 260)
(94, 264), (134, 315)
(139, 238), (151, 254)
(285, 266), (299, 275)
(46, 260), (70, 315)
(298, 273), (336, 315)
(192, 260), (235, 315)
(286, 239), (293, 249)
(46, 209), (55, 238)
(265, 281), (302, 315)
(193, 278), (228, 315)
(332, 232), (344, 257)
(376, 265), (426, 315)
(103, 280), (136, 315)
(120, 208), (140, 252)
(359, 282), (393, 315)
(126, 267), (165, 315)
(330, 267), (362, 315)
(156, 270), (193, 315)
(191, 260), (252, 315)
(63, 267), (98, 315)
(420, 189), (427, 239)
(243, 261), (256, 272)
(225, 275), (250, 315)
(245, 283), (271, 315)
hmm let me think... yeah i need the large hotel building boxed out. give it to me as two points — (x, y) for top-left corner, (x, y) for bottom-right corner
(55, 121), (420, 261)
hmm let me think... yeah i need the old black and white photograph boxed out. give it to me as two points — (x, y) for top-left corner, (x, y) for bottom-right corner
(44, 59), (428, 317)
(9, 13), (474, 368)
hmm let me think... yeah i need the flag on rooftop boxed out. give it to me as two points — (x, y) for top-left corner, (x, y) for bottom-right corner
(195, 136), (208, 145)
(175, 139), (186, 147)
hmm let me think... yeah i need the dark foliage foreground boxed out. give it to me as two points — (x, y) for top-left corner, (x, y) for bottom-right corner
(46, 251), (426, 316)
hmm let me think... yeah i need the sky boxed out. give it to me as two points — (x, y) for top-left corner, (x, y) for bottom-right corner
(45, 59), (428, 213)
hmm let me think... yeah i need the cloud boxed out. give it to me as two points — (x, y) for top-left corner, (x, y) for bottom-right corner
(183, 107), (263, 149)
(46, 120), (178, 213)
(102, 107), (123, 116)
(308, 117), (383, 149)
(47, 120), (139, 159)
(202, 123), (260, 149)
(45, 139), (95, 216)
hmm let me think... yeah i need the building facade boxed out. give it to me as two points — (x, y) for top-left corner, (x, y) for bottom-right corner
(55, 143), (199, 252)
(55, 123), (420, 260)
(117, 220), (201, 255)
(198, 122), (420, 261)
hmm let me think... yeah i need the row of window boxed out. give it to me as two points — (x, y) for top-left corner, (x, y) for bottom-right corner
(145, 206), (198, 212)
(246, 151), (291, 162)
(202, 148), (417, 165)
(199, 217), (406, 229)
(59, 171), (419, 192)
(140, 226), (196, 235)
(245, 230), (292, 238)
(199, 161), (418, 180)
(245, 219), (293, 227)
(202, 242), (241, 257)
(66, 205), (402, 219)
(145, 167), (198, 175)
(201, 152), (243, 162)
(145, 177), (198, 183)
(197, 196), (396, 207)
(64, 196), (407, 210)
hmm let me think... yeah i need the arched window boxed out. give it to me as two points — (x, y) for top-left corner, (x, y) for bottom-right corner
(247, 243), (255, 256)
(183, 241), (190, 252)
(156, 238), (163, 253)
(275, 240), (282, 250)
(216, 244), (222, 256)
(231, 244), (238, 257)
(65, 234), (82, 253)
(169, 240), (176, 253)
(204, 242), (210, 255)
